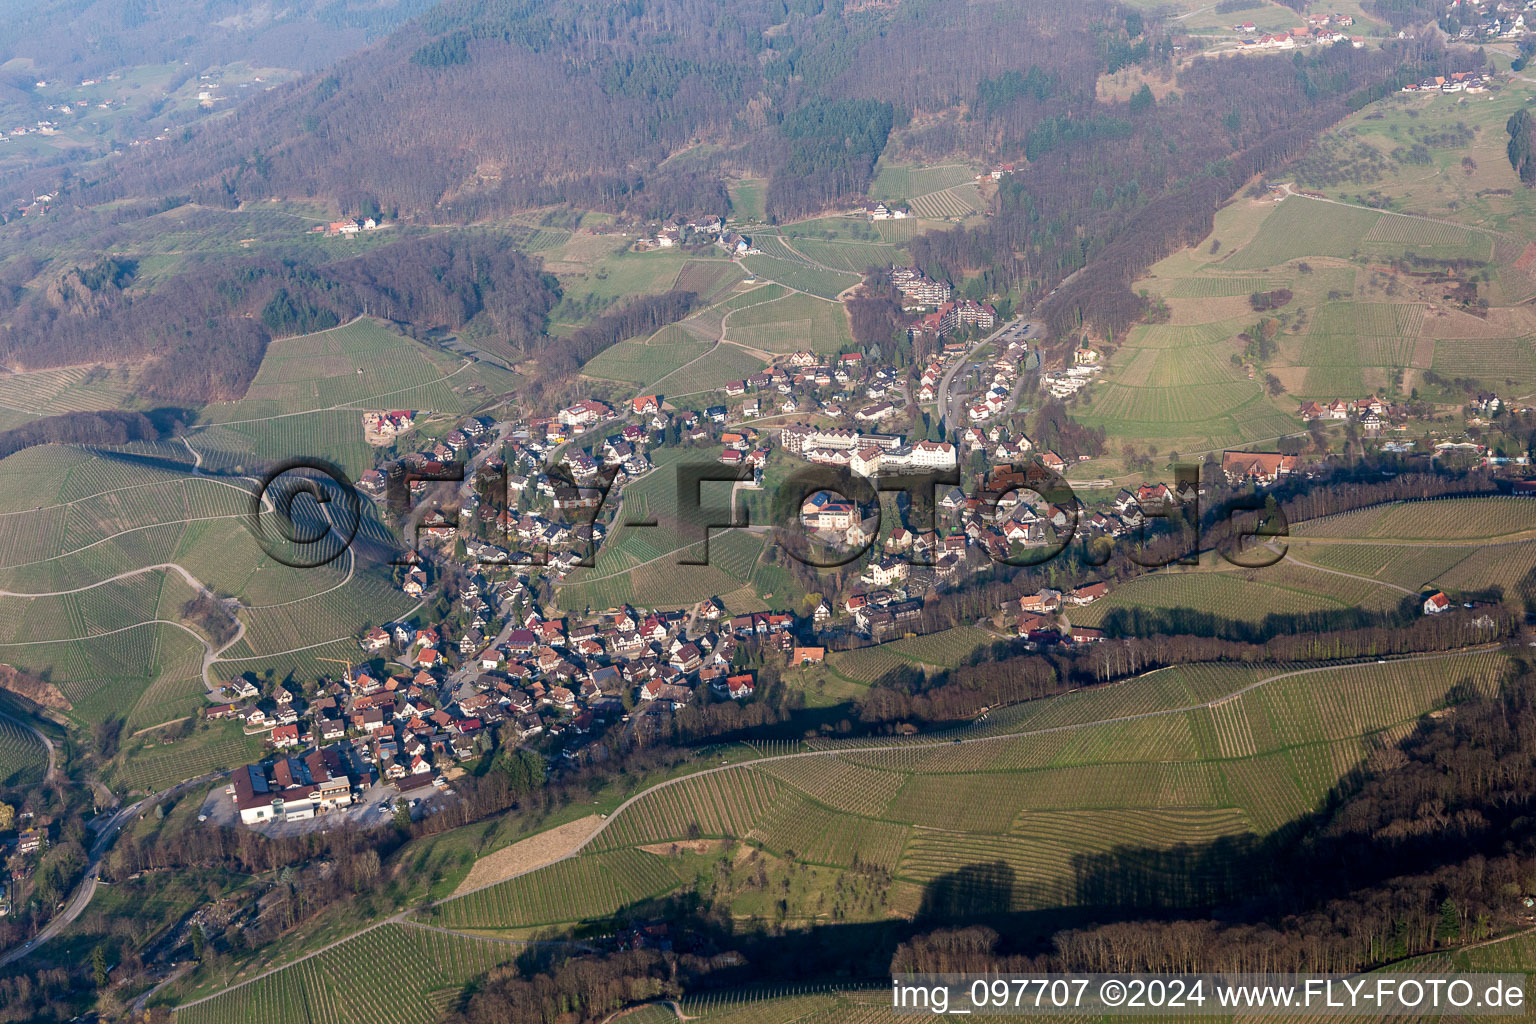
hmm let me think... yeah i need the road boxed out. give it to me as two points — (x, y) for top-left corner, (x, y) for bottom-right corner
(0, 772), (222, 967)
(935, 317), (1041, 434)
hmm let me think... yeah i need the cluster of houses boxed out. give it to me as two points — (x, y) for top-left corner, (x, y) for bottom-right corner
(1221, 450), (1300, 486)
(1298, 395), (1391, 432)
(638, 215), (739, 251)
(1233, 13), (1365, 50)
(965, 335), (1036, 421)
(1402, 71), (1491, 94)
(1448, 0), (1535, 40)
(362, 409), (416, 446)
(354, 600), (791, 766)
(1013, 582), (1113, 645)
(721, 353), (906, 422)
(780, 425), (957, 477)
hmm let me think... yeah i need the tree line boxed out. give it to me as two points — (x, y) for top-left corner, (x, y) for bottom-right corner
(0, 236), (556, 403)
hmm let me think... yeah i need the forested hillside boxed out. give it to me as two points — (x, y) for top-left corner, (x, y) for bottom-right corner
(0, 236), (556, 402)
(67, 0), (1153, 223)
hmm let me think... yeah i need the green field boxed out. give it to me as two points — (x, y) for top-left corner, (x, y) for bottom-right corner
(870, 162), (978, 201)
(1292, 497), (1536, 542)
(0, 708), (47, 787)
(725, 291), (853, 354)
(581, 324), (714, 387)
(459, 650), (1504, 919)
(431, 849), (684, 929)
(652, 343), (768, 396)
(825, 626), (996, 684)
(739, 255), (860, 300)
(173, 923), (519, 1024)
(1290, 79), (1536, 248)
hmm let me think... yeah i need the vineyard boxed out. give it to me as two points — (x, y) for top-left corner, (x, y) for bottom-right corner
(0, 711), (46, 787)
(1292, 498), (1536, 541)
(114, 721), (268, 792)
(738, 255), (859, 300)
(785, 239), (901, 276)
(590, 767), (786, 850)
(672, 259), (746, 302)
(652, 343), (767, 396)
(1067, 569), (1360, 626)
(1429, 334), (1536, 392)
(869, 162), (977, 199)
(431, 849), (683, 929)
(173, 923), (519, 1024)
(581, 326), (712, 387)
(1163, 274), (1292, 298)
(826, 626), (995, 683)
(1222, 198), (1381, 269)
(909, 184), (983, 219)
(725, 292), (853, 354)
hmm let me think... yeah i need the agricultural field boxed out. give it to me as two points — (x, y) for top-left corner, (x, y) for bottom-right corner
(546, 246), (694, 323)
(434, 651), (1503, 927)
(200, 319), (476, 423)
(430, 849), (684, 929)
(1065, 564), (1395, 628)
(581, 325), (713, 388)
(784, 238), (901, 276)
(672, 259), (747, 303)
(739, 255), (860, 300)
(824, 626), (996, 684)
(909, 184), (984, 220)
(724, 291), (853, 354)
(173, 923), (519, 1024)
(1220, 197), (1384, 270)
(1290, 80), (1536, 245)
(0, 709), (47, 787)
(728, 178), (768, 222)
(1292, 497), (1536, 542)
(112, 720), (269, 793)
(651, 343), (768, 396)
(1074, 303), (1302, 452)
(869, 162), (979, 200)
(1176, 0), (1306, 34)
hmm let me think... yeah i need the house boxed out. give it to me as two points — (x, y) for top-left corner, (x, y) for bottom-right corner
(1222, 450), (1297, 485)
(361, 626), (391, 652)
(1423, 591), (1451, 615)
(1067, 582), (1109, 605)
(270, 723), (303, 748)
(790, 647), (825, 666)
(632, 395), (661, 415)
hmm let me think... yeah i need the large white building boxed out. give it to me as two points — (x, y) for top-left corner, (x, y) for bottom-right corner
(232, 750), (353, 825)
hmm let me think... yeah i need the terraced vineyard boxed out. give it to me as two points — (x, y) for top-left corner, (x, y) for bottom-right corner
(173, 923), (518, 1024)
(581, 326), (713, 387)
(725, 291), (852, 354)
(1067, 569), (1367, 626)
(590, 766), (787, 850)
(738, 255), (860, 300)
(1294, 498), (1536, 541)
(0, 711), (47, 787)
(827, 626), (995, 683)
(431, 849), (683, 929)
